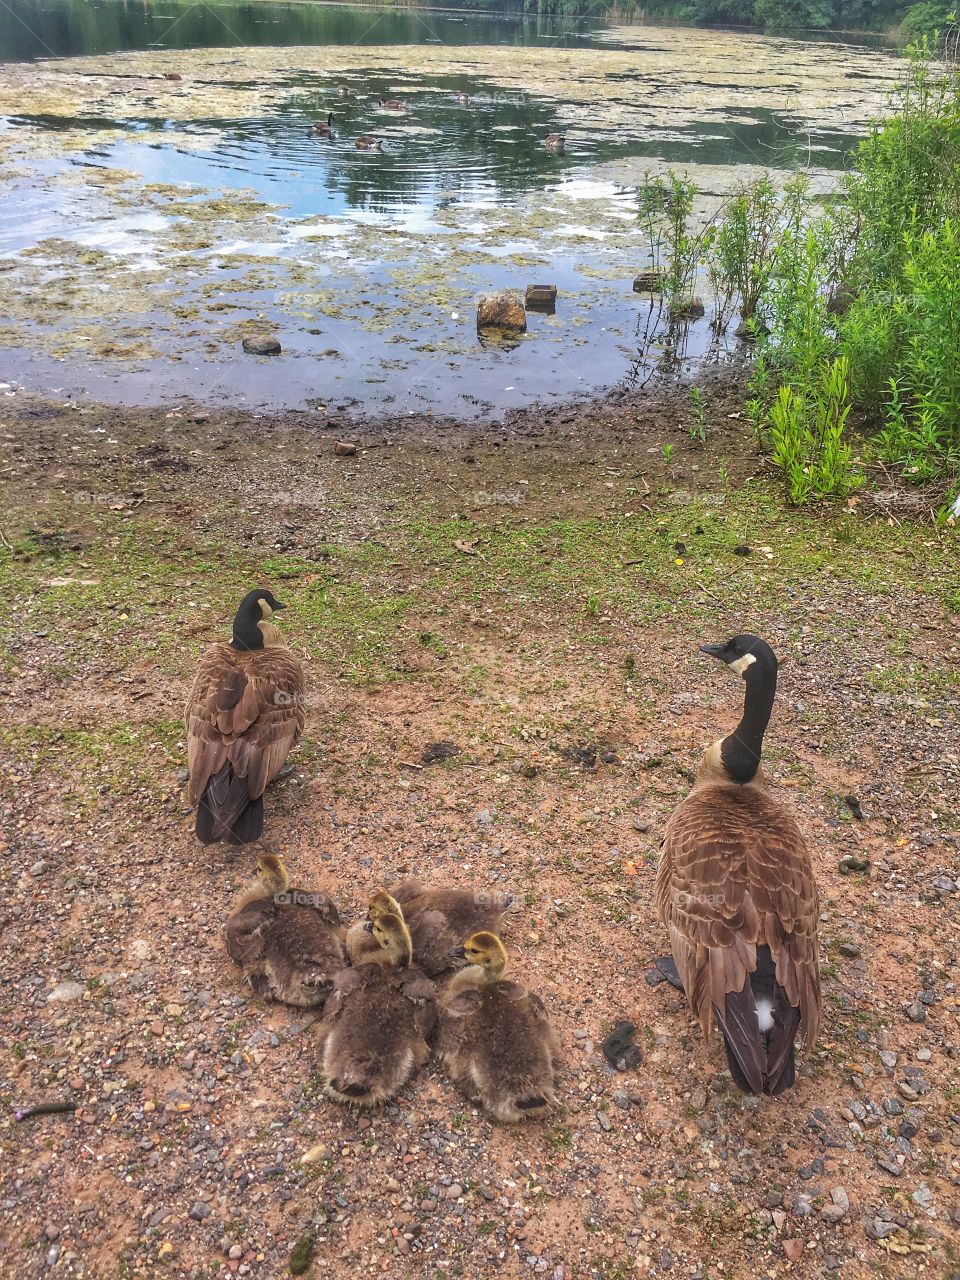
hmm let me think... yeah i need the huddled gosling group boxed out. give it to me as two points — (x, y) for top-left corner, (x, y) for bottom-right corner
(187, 591), (823, 1116)
(226, 861), (556, 1119)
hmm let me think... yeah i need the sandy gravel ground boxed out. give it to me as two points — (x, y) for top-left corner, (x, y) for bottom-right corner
(0, 379), (958, 1280)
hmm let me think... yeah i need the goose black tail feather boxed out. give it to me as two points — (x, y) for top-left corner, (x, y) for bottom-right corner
(515, 1096), (548, 1112)
(196, 765), (262, 845)
(715, 982), (766, 1095)
(716, 946), (802, 1096)
(765, 999), (801, 1096)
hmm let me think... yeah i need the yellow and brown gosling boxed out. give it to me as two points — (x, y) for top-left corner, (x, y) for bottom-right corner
(437, 932), (559, 1123)
(386, 879), (515, 977)
(317, 896), (435, 1107)
(225, 855), (346, 1008)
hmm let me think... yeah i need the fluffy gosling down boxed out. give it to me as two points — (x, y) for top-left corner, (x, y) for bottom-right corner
(225, 855), (347, 1008)
(386, 879), (516, 976)
(438, 932), (559, 1123)
(316, 896), (436, 1107)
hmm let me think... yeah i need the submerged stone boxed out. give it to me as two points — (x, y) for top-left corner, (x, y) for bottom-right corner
(633, 270), (666, 293)
(477, 292), (526, 333)
(242, 334), (281, 355)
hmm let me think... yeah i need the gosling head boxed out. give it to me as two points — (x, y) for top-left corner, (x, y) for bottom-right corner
(369, 889), (402, 919)
(699, 634), (776, 682)
(450, 931), (508, 980)
(368, 907), (413, 969)
(256, 854), (290, 897)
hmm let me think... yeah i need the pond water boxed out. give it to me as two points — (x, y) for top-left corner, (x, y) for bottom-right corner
(0, 2), (903, 418)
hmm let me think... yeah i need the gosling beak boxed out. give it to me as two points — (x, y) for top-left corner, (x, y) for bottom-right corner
(363, 920), (374, 934)
(698, 643), (725, 661)
(449, 945), (467, 960)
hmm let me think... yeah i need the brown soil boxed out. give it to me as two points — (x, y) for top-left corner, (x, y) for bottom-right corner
(0, 375), (958, 1280)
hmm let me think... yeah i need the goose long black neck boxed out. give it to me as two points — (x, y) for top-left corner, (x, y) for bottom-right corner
(231, 593), (265, 652)
(721, 661), (777, 783)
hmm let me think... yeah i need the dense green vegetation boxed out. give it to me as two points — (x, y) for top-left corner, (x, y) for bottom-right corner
(640, 45), (960, 503)
(614, 0), (954, 37)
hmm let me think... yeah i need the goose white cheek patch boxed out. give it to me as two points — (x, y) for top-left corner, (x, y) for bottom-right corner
(729, 653), (757, 676)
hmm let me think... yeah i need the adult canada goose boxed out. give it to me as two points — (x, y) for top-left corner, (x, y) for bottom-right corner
(384, 880), (515, 977)
(225, 854), (346, 1007)
(544, 134), (565, 154)
(438, 932), (559, 1122)
(317, 897), (436, 1106)
(354, 135), (381, 151)
(377, 97), (405, 111)
(309, 113), (334, 137)
(185, 589), (305, 845)
(654, 635), (821, 1096)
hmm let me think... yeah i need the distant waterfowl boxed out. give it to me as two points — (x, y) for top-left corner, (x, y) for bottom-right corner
(438, 932), (559, 1123)
(336, 84), (349, 98)
(654, 635), (821, 1097)
(378, 98), (405, 111)
(309, 113), (334, 137)
(456, 92), (470, 104)
(185, 589), (305, 845)
(544, 134), (565, 154)
(225, 855), (347, 1007)
(355, 135), (381, 151)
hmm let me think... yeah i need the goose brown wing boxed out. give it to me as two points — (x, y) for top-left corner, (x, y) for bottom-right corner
(657, 786), (820, 1047)
(185, 643), (306, 802)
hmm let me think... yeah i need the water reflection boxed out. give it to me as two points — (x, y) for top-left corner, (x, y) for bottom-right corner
(0, 0), (597, 62)
(0, 6), (904, 415)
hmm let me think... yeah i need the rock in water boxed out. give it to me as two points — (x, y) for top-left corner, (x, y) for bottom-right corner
(525, 284), (557, 312)
(633, 270), (666, 293)
(476, 292), (527, 334)
(242, 335), (282, 356)
(669, 297), (705, 319)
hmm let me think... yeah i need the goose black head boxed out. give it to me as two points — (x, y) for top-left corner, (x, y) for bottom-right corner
(231, 588), (287, 651)
(699, 634), (776, 681)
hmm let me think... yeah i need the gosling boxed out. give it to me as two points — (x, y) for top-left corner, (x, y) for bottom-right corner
(438, 932), (559, 1123)
(225, 854), (346, 1008)
(316, 896), (435, 1107)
